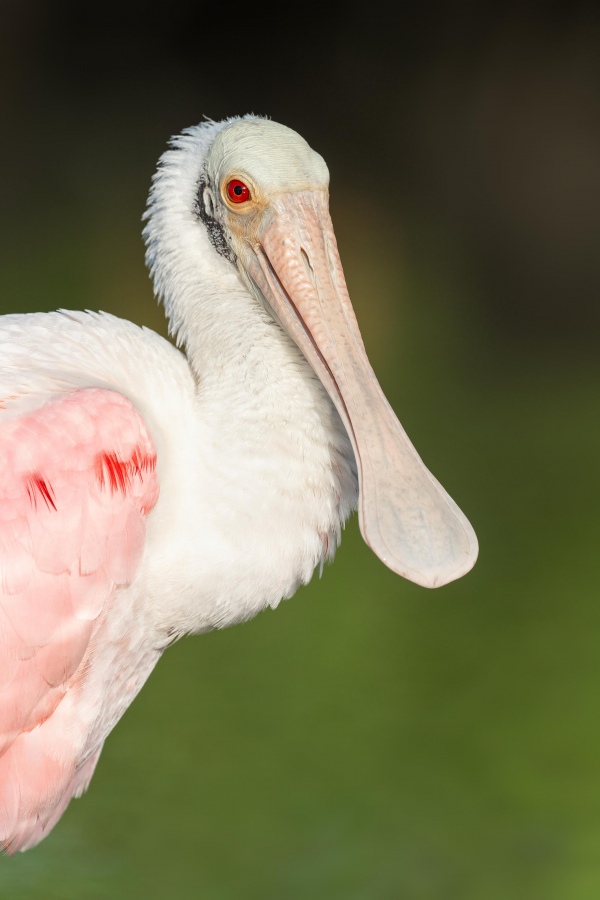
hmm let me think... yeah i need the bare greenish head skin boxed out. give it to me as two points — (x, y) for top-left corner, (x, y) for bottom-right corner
(205, 118), (329, 197)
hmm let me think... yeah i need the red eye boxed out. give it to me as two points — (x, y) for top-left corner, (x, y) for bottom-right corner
(226, 179), (251, 204)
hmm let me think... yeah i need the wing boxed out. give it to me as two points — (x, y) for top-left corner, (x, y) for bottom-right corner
(0, 387), (159, 852)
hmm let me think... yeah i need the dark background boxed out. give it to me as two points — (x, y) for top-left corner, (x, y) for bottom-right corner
(1, 4), (600, 898)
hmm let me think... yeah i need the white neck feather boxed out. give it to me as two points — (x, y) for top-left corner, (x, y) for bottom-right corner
(142, 119), (358, 631)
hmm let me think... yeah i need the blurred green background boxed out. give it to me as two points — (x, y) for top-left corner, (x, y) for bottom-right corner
(1, 3), (600, 898)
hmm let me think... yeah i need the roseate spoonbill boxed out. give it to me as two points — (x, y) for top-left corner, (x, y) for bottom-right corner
(0, 116), (477, 852)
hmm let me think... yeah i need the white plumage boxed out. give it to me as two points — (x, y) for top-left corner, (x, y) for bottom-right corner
(0, 115), (476, 852)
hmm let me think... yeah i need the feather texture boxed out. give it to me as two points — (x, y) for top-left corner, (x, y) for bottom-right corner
(0, 388), (158, 851)
(0, 113), (475, 853)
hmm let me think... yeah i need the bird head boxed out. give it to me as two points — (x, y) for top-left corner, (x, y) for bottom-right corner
(145, 116), (478, 588)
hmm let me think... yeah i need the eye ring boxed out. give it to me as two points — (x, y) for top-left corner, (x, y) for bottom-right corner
(226, 179), (251, 204)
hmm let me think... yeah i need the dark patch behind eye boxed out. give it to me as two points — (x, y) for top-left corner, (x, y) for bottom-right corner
(195, 177), (236, 265)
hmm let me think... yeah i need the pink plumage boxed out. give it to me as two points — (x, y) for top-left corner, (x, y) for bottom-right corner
(0, 115), (477, 855)
(0, 388), (158, 852)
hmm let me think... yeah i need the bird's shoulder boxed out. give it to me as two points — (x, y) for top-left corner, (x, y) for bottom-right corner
(0, 309), (195, 421)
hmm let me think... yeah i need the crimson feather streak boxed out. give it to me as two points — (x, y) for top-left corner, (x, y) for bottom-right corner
(0, 389), (158, 851)
(0, 114), (477, 852)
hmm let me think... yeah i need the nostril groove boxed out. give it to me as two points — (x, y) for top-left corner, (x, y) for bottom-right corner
(300, 248), (316, 286)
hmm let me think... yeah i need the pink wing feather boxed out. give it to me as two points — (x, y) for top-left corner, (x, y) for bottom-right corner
(0, 388), (158, 852)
